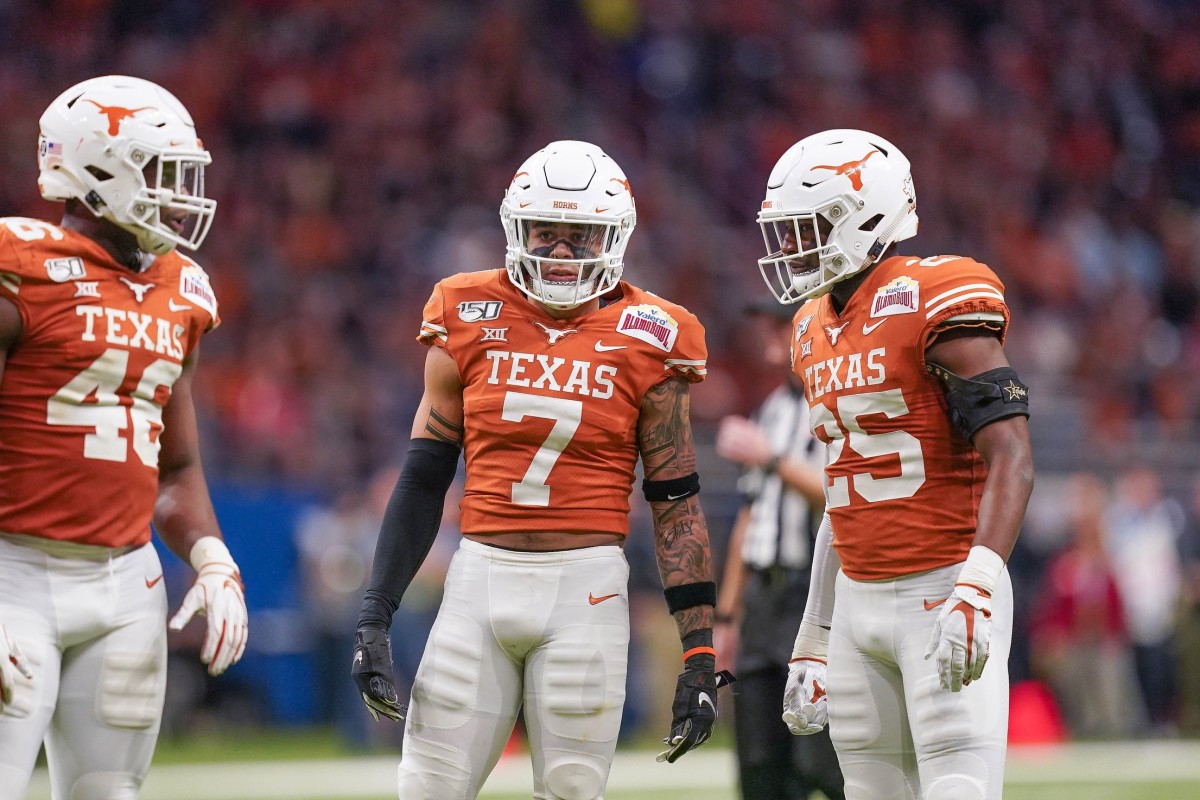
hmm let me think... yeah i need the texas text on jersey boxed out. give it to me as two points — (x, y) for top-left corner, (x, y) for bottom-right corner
(419, 268), (707, 536)
(0, 217), (219, 548)
(790, 254), (1010, 580)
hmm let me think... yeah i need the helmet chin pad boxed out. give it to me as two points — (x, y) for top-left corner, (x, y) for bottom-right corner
(514, 256), (610, 309)
(531, 273), (600, 308)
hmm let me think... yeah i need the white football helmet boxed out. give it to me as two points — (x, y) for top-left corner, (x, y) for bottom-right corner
(758, 129), (917, 303)
(500, 140), (636, 310)
(38, 75), (216, 255)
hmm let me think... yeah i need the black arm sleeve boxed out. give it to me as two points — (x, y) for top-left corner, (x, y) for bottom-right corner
(356, 438), (460, 630)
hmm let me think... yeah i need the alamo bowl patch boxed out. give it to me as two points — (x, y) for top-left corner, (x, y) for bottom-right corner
(616, 304), (678, 352)
(870, 276), (919, 318)
(179, 266), (218, 317)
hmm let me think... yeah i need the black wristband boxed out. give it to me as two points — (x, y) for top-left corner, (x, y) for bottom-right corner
(664, 581), (717, 614)
(642, 472), (700, 503)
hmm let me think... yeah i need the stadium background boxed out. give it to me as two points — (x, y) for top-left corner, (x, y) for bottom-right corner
(4, 0), (1200, 794)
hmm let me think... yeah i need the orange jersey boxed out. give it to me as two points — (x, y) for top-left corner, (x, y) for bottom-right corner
(419, 270), (706, 537)
(790, 255), (1010, 580)
(0, 217), (219, 548)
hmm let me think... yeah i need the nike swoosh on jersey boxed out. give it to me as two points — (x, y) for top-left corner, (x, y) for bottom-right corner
(923, 597), (948, 611)
(863, 319), (887, 335)
(594, 342), (627, 351)
(145, 574), (164, 589)
(589, 592), (620, 605)
(168, 299), (192, 312)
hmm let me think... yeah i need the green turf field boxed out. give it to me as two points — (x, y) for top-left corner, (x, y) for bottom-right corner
(24, 728), (1200, 799)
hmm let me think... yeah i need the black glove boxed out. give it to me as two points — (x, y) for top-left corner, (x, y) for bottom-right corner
(351, 627), (406, 723)
(657, 653), (736, 763)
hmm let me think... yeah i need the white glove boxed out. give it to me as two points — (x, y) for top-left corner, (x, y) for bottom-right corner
(924, 583), (992, 692)
(169, 537), (249, 676)
(0, 621), (33, 710)
(924, 546), (1005, 692)
(783, 657), (828, 735)
(782, 620), (829, 735)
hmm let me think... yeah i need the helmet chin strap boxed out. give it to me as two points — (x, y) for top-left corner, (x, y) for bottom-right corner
(806, 199), (915, 299)
(861, 200), (916, 269)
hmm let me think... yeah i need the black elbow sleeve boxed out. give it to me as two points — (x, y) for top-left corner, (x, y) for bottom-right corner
(357, 439), (459, 630)
(927, 364), (1030, 441)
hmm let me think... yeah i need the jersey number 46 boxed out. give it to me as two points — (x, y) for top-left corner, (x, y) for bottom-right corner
(48, 347), (180, 467)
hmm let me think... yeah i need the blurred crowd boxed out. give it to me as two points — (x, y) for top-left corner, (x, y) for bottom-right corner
(1014, 465), (1200, 740)
(2, 0), (1199, 488)
(3, 0), (1200, 745)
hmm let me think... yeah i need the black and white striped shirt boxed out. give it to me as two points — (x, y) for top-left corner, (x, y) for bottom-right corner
(738, 383), (823, 571)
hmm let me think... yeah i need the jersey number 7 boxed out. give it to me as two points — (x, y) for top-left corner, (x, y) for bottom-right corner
(501, 391), (582, 507)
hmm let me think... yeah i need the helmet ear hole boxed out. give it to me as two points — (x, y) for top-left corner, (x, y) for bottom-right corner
(85, 166), (114, 182)
(858, 213), (884, 232)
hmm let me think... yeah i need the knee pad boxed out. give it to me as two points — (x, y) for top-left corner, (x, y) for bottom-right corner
(99, 645), (166, 729)
(545, 760), (604, 800)
(67, 772), (140, 800)
(923, 774), (986, 800)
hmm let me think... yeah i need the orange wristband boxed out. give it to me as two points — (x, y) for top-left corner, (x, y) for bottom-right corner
(682, 646), (717, 663)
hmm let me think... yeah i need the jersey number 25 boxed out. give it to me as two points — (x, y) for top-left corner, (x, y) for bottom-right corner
(811, 388), (926, 508)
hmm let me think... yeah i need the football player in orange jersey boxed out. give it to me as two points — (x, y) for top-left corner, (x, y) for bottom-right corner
(758, 129), (1034, 800)
(351, 140), (730, 799)
(0, 76), (247, 800)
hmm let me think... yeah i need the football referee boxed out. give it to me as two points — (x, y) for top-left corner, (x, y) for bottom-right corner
(715, 299), (845, 800)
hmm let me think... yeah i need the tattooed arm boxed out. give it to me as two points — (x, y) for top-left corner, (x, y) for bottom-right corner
(641, 376), (729, 764)
(638, 376), (714, 638)
(411, 346), (465, 444)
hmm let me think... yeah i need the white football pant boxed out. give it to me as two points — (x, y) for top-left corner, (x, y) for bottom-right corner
(0, 533), (168, 800)
(828, 562), (1013, 800)
(398, 537), (629, 800)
